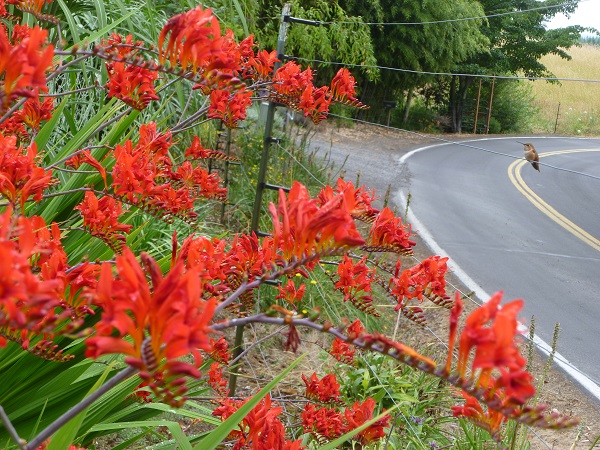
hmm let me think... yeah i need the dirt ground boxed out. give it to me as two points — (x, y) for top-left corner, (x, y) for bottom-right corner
(296, 120), (600, 449)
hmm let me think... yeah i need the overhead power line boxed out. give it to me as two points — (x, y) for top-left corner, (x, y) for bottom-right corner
(291, 56), (600, 83)
(303, 0), (588, 26)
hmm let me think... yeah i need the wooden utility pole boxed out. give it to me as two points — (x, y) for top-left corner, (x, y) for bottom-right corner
(473, 79), (482, 134)
(485, 77), (495, 134)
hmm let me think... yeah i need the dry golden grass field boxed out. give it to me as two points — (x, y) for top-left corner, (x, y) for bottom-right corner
(530, 44), (600, 135)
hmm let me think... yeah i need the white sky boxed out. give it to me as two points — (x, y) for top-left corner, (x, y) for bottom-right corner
(545, 0), (600, 31)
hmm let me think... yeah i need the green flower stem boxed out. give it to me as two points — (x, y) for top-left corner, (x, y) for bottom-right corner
(25, 366), (138, 450)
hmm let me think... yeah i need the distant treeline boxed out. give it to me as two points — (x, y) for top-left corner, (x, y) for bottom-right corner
(580, 36), (600, 46)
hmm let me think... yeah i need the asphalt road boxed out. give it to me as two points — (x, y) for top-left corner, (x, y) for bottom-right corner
(398, 136), (600, 391)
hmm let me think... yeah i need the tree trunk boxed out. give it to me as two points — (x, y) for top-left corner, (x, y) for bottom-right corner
(449, 76), (474, 133)
(402, 89), (414, 125)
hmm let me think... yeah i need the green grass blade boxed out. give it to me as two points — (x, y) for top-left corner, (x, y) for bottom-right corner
(89, 421), (192, 450)
(91, 0), (107, 32)
(45, 365), (114, 450)
(35, 97), (68, 151)
(194, 353), (306, 450)
(232, 0), (249, 36)
(56, 0), (80, 43)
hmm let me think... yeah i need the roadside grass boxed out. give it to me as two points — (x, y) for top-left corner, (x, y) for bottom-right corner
(529, 44), (600, 135)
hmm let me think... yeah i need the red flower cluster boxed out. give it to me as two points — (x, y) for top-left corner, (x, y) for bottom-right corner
(86, 248), (216, 407)
(110, 123), (226, 223)
(75, 191), (133, 253)
(0, 207), (97, 355)
(449, 292), (537, 435)
(6, 0), (52, 14)
(0, 134), (54, 211)
(317, 178), (379, 222)
(301, 393), (389, 445)
(0, 24), (54, 111)
(106, 61), (159, 110)
(185, 135), (239, 162)
(365, 206), (416, 254)
(269, 181), (365, 263)
(0, 97), (54, 139)
(207, 89), (253, 128)
(390, 256), (452, 311)
(276, 279), (306, 306)
(329, 319), (364, 365)
(302, 372), (341, 403)
(212, 395), (303, 450)
(335, 255), (377, 315)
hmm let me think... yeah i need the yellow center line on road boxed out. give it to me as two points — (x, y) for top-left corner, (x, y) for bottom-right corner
(507, 149), (600, 253)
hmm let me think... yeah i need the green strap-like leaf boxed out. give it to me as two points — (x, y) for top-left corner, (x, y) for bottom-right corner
(45, 365), (114, 450)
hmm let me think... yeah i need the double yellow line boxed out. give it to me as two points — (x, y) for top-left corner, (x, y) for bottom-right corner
(507, 149), (600, 253)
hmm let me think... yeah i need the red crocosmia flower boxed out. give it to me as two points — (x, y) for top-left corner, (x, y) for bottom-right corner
(7, 0), (52, 14)
(330, 337), (355, 365)
(213, 395), (302, 449)
(103, 33), (144, 58)
(0, 114), (27, 140)
(21, 97), (53, 130)
(269, 181), (365, 263)
(173, 161), (227, 201)
(75, 192), (133, 253)
(184, 135), (239, 162)
(301, 403), (347, 441)
(0, 134), (54, 211)
(335, 255), (374, 302)
(449, 291), (538, 423)
(302, 372), (341, 403)
(86, 248), (216, 407)
(272, 62), (313, 103)
(0, 25), (54, 110)
(329, 68), (367, 109)
(207, 362), (228, 396)
(345, 398), (390, 445)
(276, 279), (306, 305)
(209, 337), (230, 364)
(318, 178), (379, 222)
(106, 61), (159, 110)
(452, 391), (505, 439)
(298, 84), (331, 124)
(247, 49), (279, 80)
(346, 319), (364, 339)
(158, 6), (224, 73)
(456, 292), (503, 377)
(365, 207), (416, 254)
(0, 208), (64, 334)
(208, 89), (252, 128)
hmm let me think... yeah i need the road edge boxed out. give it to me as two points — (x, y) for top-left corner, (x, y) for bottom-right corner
(396, 138), (600, 403)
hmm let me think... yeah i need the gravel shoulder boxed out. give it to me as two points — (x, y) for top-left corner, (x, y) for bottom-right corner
(298, 120), (600, 449)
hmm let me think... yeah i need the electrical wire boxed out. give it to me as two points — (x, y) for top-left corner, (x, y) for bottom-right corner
(291, 56), (600, 83)
(266, 0), (590, 28)
(317, 0), (586, 26)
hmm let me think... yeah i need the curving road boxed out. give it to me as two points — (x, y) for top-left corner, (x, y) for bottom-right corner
(397, 137), (600, 398)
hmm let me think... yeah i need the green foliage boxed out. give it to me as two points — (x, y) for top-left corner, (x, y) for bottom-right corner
(446, 0), (587, 132)
(253, 0), (379, 82)
(334, 353), (455, 448)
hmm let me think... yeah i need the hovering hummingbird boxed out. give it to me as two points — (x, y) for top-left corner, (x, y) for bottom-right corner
(518, 142), (540, 172)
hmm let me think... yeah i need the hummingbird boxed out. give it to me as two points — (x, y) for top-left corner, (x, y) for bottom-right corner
(518, 142), (540, 172)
